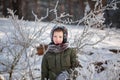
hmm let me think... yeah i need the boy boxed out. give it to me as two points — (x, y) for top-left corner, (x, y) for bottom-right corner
(41, 25), (79, 80)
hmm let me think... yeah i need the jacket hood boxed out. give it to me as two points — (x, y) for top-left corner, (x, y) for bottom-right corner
(50, 25), (68, 44)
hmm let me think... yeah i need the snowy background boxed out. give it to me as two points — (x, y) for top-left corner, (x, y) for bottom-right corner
(0, 17), (120, 80)
(0, 1), (120, 80)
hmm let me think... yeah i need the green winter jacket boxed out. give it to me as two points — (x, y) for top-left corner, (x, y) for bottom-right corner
(41, 48), (78, 80)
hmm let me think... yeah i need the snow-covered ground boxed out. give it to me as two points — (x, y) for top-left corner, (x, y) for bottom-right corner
(0, 18), (120, 80)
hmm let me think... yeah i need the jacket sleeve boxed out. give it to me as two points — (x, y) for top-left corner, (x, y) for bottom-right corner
(41, 54), (49, 80)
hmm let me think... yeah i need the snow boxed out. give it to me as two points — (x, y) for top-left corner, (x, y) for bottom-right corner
(0, 18), (120, 80)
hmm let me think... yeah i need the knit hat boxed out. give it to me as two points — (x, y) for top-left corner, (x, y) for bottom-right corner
(50, 25), (68, 44)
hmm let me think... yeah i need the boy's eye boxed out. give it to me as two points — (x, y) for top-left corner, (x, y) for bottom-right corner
(53, 35), (62, 38)
(59, 36), (62, 38)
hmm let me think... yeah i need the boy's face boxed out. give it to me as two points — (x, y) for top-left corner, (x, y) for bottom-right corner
(53, 31), (63, 44)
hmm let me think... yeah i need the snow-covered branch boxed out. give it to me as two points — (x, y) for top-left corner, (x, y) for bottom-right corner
(0, 0), (119, 80)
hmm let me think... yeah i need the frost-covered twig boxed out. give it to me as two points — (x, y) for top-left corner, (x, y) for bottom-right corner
(71, 0), (119, 53)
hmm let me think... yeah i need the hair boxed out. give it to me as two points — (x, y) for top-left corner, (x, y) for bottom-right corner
(50, 26), (68, 44)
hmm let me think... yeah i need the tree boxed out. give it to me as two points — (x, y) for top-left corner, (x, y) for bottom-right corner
(0, 1), (119, 80)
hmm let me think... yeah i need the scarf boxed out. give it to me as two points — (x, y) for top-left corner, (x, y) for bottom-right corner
(47, 43), (69, 53)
